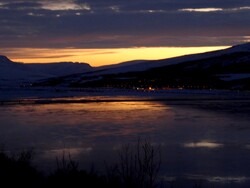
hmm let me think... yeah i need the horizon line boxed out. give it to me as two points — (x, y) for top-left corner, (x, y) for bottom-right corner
(3, 46), (230, 67)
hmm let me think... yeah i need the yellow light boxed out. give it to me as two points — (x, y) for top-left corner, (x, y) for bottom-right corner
(8, 46), (229, 67)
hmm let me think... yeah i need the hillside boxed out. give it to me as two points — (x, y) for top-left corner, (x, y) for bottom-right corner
(0, 56), (92, 87)
(2, 43), (250, 90)
(35, 43), (250, 90)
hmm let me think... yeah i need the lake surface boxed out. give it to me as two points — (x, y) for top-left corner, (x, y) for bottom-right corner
(1, 94), (250, 187)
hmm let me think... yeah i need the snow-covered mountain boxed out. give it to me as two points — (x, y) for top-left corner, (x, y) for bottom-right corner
(0, 55), (92, 86)
(27, 62), (92, 77)
(37, 42), (250, 90)
(2, 42), (250, 89)
(0, 55), (13, 63)
(78, 42), (250, 76)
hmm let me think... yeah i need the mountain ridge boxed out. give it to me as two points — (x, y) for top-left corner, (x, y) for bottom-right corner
(0, 56), (93, 86)
(34, 42), (250, 90)
(0, 55), (13, 63)
(1, 42), (250, 89)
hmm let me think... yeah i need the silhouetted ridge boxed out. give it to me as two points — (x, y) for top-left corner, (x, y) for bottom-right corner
(230, 42), (250, 52)
(0, 55), (12, 63)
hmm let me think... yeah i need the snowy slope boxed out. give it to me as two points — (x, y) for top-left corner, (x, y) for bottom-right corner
(42, 42), (250, 89)
(27, 62), (92, 77)
(0, 55), (92, 86)
(85, 43), (250, 76)
(0, 56), (48, 86)
(228, 42), (250, 52)
(1, 42), (250, 87)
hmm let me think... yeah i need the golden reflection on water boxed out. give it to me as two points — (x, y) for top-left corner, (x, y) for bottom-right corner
(183, 140), (224, 148)
(1, 100), (171, 163)
(3, 101), (171, 137)
(2, 99), (250, 182)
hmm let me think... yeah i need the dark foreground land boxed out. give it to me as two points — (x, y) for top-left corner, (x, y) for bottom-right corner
(0, 140), (163, 188)
(1, 140), (250, 188)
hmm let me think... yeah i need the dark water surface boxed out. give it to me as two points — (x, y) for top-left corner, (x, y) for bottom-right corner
(1, 96), (250, 187)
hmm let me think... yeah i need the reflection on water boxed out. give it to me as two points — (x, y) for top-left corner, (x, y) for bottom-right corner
(42, 147), (93, 159)
(0, 101), (170, 139)
(1, 98), (250, 186)
(183, 141), (223, 148)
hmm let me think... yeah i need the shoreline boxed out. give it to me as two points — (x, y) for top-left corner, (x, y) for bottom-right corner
(1, 87), (250, 102)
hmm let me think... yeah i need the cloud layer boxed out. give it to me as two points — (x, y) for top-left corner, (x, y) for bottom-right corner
(0, 0), (250, 48)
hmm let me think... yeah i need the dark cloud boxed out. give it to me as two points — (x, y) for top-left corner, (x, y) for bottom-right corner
(0, 0), (250, 48)
(0, 1), (40, 10)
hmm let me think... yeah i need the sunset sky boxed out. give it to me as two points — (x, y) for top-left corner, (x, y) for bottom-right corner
(1, 0), (250, 66)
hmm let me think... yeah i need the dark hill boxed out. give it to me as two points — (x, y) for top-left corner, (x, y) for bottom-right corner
(33, 43), (250, 90)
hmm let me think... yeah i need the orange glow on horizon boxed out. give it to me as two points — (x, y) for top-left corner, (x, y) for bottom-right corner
(9, 46), (229, 67)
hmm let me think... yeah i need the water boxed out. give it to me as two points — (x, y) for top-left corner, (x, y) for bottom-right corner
(1, 96), (250, 187)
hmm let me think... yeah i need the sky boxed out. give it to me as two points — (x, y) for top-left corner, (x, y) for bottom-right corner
(0, 0), (250, 66)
